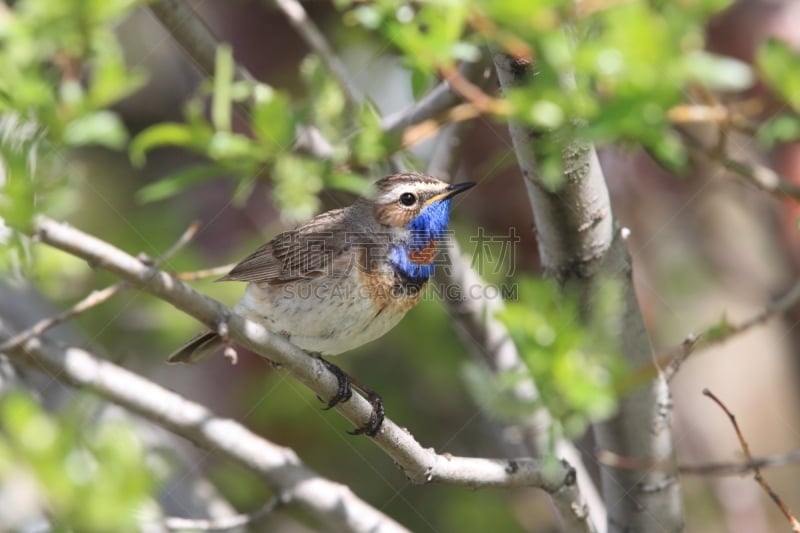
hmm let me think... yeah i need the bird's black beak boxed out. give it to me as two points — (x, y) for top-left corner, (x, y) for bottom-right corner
(444, 181), (476, 198)
(424, 181), (476, 205)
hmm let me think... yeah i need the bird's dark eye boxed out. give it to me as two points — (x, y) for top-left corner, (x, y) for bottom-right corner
(399, 192), (417, 206)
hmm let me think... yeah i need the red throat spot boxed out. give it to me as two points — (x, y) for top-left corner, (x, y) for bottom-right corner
(408, 240), (437, 264)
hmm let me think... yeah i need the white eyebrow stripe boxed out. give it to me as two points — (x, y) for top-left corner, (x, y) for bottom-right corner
(375, 183), (445, 204)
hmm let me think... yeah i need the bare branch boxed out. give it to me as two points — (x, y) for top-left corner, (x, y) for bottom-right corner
(704, 389), (800, 531)
(145, 0), (252, 141)
(31, 216), (580, 495)
(435, 238), (600, 533)
(400, 102), (484, 149)
(437, 64), (509, 115)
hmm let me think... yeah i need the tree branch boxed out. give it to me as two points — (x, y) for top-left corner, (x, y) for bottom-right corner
(31, 216), (581, 496)
(0, 222), (200, 353)
(0, 325), (407, 533)
(147, 1), (253, 82)
(493, 52), (683, 532)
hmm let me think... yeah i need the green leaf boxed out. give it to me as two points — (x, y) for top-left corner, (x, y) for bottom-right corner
(646, 131), (688, 174)
(212, 44), (234, 132)
(232, 175), (258, 206)
(136, 164), (225, 203)
(757, 38), (800, 111)
(0, 391), (157, 530)
(326, 171), (370, 195)
(251, 89), (296, 151)
(410, 67), (432, 101)
(271, 155), (324, 221)
(129, 122), (210, 166)
(685, 51), (753, 92)
(208, 131), (261, 161)
(496, 278), (628, 437)
(757, 113), (800, 147)
(63, 111), (128, 149)
(353, 102), (388, 165)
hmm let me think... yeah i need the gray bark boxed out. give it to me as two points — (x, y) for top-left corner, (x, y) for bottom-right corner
(493, 52), (683, 532)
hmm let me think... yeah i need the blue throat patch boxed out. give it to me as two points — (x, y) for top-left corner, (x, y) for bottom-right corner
(389, 198), (452, 282)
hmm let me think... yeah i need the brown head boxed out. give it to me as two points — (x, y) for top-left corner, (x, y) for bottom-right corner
(369, 172), (475, 228)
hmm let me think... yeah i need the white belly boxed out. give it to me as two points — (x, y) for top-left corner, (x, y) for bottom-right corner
(233, 272), (416, 355)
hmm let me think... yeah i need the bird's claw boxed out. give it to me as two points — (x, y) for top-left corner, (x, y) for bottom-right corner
(319, 358), (353, 409)
(348, 391), (385, 437)
(317, 357), (385, 436)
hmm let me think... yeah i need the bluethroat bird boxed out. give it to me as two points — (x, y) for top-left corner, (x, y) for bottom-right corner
(169, 172), (475, 435)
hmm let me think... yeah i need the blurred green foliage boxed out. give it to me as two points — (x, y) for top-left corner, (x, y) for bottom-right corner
(0, 0), (142, 270)
(336, 0), (747, 185)
(495, 279), (628, 439)
(756, 38), (800, 147)
(0, 390), (156, 530)
(130, 51), (374, 220)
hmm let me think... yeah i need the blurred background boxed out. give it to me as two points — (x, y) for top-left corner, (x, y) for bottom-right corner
(3, 0), (800, 531)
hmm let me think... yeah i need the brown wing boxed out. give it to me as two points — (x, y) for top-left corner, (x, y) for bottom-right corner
(218, 208), (354, 285)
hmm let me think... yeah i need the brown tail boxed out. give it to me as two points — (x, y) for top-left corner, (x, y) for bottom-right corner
(167, 331), (223, 364)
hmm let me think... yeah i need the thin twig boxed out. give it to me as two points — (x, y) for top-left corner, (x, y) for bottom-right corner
(158, 221), (202, 264)
(678, 127), (800, 201)
(437, 64), (509, 116)
(382, 60), (488, 137)
(400, 102), (484, 149)
(598, 448), (800, 477)
(703, 388), (800, 532)
(163, 495), (286, 531)
(32, 216), (581, 495)
(0, 284), (126, 352)
(467, 11), (532, 58)
(0, 222), (200, 352)
(623, 278), (800, 388)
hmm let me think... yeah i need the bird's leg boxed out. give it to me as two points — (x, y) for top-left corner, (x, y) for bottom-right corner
(316, 356), (385, 437)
